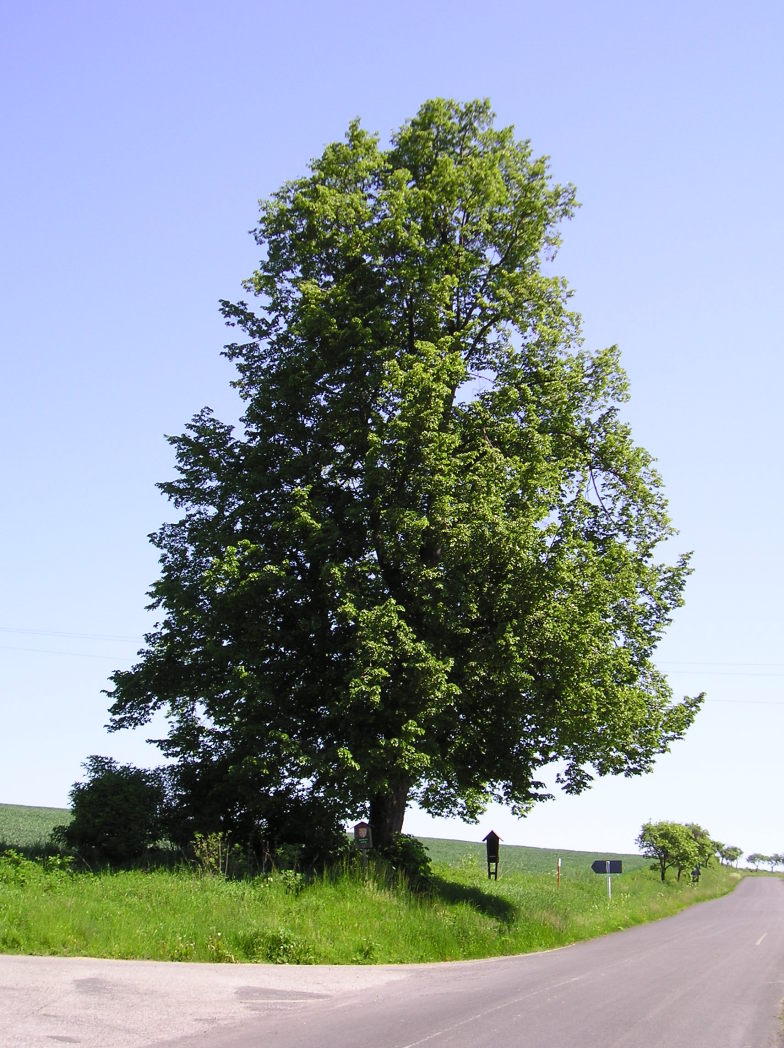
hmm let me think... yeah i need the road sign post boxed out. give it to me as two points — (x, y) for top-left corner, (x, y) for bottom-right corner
(591, 859), (622, 898)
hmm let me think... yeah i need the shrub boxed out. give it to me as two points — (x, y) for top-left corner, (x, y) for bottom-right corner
(192, 832), (238, 876)
(375, 833), (432, 887)
(259, 926), (315, 964)
(54, 756), (166, 866)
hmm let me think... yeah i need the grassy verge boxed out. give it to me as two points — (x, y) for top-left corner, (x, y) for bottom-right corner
(0, 846), (741, 964)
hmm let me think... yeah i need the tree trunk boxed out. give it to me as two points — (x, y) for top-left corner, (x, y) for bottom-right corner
(369, 781), (409, 851)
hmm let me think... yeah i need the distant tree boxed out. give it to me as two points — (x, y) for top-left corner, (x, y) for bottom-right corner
(637, 821), (701, 882)
(766, 853), (783, 872)
(107, 97), (703, 851)
(54, 756), (165, 866)
(747, 852), (766, 870)
(716, 843), (742, 867)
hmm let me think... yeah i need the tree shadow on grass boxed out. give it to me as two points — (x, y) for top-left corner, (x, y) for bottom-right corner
(428, 875), (518, 925)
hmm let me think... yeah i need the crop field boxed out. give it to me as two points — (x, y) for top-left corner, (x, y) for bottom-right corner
(0, 801), (740, 964)
(0, 803), (70, 849)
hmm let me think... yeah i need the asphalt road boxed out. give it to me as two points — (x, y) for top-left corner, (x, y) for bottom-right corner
(3, 877), (783, 1048)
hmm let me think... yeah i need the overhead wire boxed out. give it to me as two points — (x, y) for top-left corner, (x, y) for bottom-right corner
(3, 626), (784, 701)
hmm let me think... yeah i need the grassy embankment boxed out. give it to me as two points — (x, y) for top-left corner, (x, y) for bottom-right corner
(0, 802), (742, 965)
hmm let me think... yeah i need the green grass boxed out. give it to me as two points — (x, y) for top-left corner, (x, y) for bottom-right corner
(0, 806), (742, 965)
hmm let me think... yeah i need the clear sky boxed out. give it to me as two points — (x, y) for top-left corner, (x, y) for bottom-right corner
(2, 0), (782, 857)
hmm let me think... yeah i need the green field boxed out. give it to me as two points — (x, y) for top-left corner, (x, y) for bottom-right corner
(0, 802), (741, 964)
(421, 836), (649, 878)
(0, 803), (70, 849)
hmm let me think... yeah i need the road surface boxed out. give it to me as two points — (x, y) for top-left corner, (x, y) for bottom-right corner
(2, 876), (783, 1047)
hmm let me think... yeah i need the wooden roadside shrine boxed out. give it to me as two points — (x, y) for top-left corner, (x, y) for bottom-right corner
(483, 830), (501, 879)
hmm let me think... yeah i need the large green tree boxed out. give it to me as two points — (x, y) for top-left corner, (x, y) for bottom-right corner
(108, 99), (702, 849)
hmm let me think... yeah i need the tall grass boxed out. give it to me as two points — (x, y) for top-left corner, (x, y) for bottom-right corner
(0, 846), (740, 965)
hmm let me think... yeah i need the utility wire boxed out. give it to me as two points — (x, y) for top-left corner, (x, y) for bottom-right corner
(0, 644), (133, 661)
(3, 628), (784, 697)
(3, 627), (784, 669)
(664, 670), (784, 678)
(0, 626), (142, 643)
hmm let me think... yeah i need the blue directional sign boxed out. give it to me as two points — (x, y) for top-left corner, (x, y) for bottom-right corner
(591, 859), (623, 874)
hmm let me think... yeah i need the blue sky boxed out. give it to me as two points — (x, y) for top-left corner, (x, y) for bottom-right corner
(2, 0), (782, 856)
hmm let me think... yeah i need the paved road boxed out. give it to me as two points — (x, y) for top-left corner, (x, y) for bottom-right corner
(3, 877), (783, 1047)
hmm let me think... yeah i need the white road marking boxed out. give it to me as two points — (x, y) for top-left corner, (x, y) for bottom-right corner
(755, 933), (767, 946)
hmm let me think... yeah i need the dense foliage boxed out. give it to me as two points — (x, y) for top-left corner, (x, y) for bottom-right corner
(107, 98), (702, 847)
(52, 757), (350, 871)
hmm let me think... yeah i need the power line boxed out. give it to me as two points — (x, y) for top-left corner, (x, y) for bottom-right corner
(664, 670), (784, 678)
(2, 626), (784, 693)
(0, 626), (142, 643)
(0, 644), (133, 661)
(661, 660), (784, 670)
(704, 698), (784, 706)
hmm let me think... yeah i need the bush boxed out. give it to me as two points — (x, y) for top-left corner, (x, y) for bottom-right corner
(375, 833), (432, 887)
(54, 756), (166, 866)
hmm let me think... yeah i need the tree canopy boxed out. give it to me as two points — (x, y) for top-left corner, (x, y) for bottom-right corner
(107, 98), (702, 849)
(685, 822), (719, 869)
